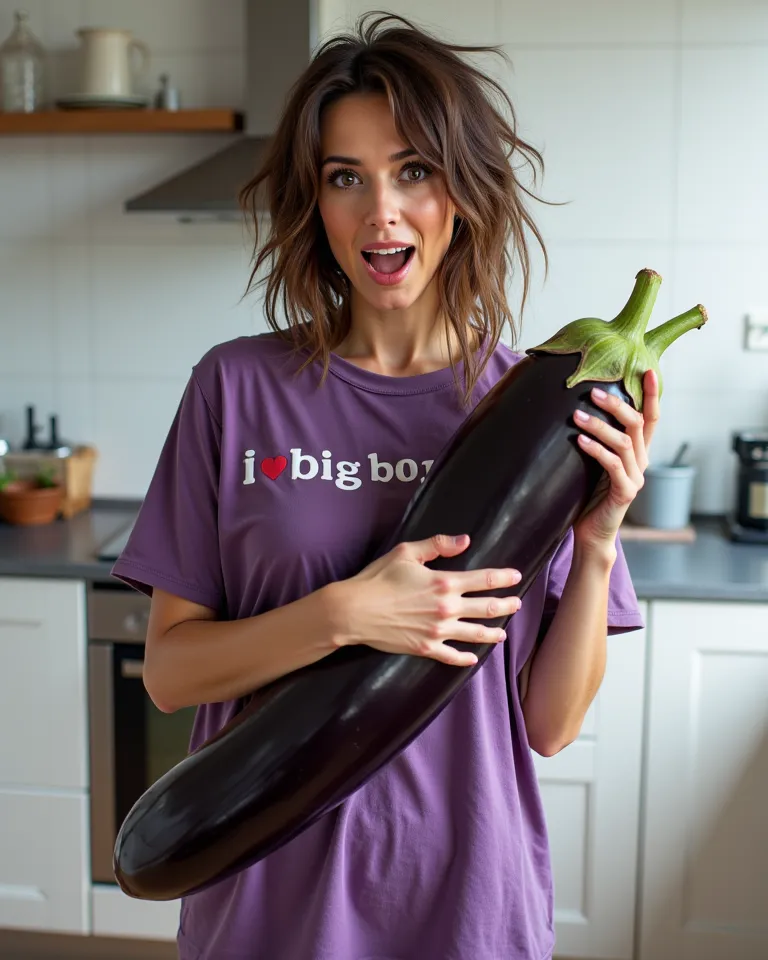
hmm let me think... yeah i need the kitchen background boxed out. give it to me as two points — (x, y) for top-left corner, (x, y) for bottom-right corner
(0, 0), (764, 513)
(1, 5), (767, 959)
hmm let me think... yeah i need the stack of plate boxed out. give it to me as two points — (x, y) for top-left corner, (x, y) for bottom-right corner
(56, 93), (148, 110)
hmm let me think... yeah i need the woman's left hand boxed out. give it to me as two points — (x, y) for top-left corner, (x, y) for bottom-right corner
(571, 369), (660, 552)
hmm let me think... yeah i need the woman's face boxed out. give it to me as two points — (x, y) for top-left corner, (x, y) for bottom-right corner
(317, 93), (456, 313)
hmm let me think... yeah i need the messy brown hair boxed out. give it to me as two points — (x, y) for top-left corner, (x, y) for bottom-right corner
(240, 12), (548, 405)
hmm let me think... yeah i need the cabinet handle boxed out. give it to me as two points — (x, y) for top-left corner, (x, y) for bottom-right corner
(121, 659), (144, 680)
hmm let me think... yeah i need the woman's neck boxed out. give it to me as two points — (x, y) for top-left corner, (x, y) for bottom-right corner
(333, 287), (478, 377)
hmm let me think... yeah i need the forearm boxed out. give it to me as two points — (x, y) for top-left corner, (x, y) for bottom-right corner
(522, 540), (616, 756)
(145, 584), (346, 712)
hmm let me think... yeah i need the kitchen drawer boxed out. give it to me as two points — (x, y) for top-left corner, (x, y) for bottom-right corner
(92, 884), (180, 942)
(0, 787), (89, 934)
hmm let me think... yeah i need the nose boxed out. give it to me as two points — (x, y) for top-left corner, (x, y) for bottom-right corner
(364, 177), (401, 229)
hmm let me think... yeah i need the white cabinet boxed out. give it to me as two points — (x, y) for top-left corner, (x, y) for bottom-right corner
(0, 578), (88, 788)
(0, 577), (89, 935)
(92, 884), (180, 942)
(0, 789), (89, 934)
(536, 602), (648, 960)
(639, 600), (768, 960)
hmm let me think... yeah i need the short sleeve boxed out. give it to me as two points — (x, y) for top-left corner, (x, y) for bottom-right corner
(543, 527), (644, 635)
(111, 371), (224, 612)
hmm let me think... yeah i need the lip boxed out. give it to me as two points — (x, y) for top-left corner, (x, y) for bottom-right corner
(360, 246), (415, 286)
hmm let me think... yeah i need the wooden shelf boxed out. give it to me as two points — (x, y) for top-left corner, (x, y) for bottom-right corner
(0, 108), (244, 135)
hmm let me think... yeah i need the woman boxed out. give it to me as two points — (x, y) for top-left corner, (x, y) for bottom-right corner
(113, 14), (652, 960)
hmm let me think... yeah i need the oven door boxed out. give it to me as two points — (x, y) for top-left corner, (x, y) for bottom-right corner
(88, 591), (197, 884)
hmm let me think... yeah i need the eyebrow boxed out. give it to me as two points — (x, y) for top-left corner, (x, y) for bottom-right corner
(321, 148), (417, 167)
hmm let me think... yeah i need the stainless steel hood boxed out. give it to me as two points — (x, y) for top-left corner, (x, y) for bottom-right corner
(124, 0), (318, 219)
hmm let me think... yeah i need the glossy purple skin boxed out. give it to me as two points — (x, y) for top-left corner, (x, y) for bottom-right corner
(113, 352), (629, 901)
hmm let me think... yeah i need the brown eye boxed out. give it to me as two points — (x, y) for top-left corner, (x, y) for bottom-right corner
(326, 168), (360, 189)
(399, 163), (432, 184)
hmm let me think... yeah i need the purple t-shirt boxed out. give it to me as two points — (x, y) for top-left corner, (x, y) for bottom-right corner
(113, 333), (643, 960)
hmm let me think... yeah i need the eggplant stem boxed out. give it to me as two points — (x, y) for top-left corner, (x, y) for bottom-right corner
(526, 269), (707, 411)
(644, 304), (708, 362)
(610, 268), (663, 343)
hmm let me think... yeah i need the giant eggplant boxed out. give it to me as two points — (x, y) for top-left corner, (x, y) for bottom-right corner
(114, 268), (706, 901)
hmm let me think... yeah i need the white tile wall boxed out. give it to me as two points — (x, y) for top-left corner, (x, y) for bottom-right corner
(88, 243), (255, 378)
(498, 0), (679, 45)
(499, 46), (678, 243)
(680, 0), (768, 43)
(511, 242), (677, 356)
(677, 46), (768, 245)
(0, 0), (263, 499)
(0, 0), (763, 512)
(91, 377), (192, 494)
(343, 0), (496, 44)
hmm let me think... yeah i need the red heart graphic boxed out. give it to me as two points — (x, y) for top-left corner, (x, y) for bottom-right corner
(261, 455), (287, 481)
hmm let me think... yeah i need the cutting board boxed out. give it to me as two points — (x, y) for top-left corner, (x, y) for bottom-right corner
(619, 521), (696, 543)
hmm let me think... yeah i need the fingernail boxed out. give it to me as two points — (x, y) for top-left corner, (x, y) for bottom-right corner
(498, 629), (507, 640)
(574, 409), (589, 422)
(579, 434), (593, 445)
(592, 387), (607, 400)
(452, 534), (467, 544)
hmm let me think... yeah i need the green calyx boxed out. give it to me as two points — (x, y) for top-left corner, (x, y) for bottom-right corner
(526, 268), (707, 410)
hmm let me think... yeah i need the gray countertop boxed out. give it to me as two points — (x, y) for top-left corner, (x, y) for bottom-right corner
(0, 500), (138, 583)
(1, 503), (767, 603)
(621, 518), (768, 603)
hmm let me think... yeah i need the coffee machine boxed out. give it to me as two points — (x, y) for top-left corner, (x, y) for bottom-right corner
(729, 430), (768, 543)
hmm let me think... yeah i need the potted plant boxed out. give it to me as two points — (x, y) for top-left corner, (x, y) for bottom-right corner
(0, 466), (64, 525)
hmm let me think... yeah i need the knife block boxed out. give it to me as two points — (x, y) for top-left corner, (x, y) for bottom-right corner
(3, 445), (97, 518)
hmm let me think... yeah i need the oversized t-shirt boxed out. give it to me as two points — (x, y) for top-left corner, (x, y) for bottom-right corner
(112, 332), (643, 960)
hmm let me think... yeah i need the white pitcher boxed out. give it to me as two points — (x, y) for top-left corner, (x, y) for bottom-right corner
(77, 28), (150, 98)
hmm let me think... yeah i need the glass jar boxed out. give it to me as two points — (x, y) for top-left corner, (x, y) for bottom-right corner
(0, 10), (46, 113)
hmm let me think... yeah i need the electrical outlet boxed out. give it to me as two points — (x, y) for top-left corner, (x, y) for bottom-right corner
(744, 312), (768, 351)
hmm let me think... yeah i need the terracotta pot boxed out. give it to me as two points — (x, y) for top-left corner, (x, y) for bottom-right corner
(0, 480), (64, 525)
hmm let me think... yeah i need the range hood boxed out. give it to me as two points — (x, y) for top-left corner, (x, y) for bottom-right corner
(125, 0), (318, 220)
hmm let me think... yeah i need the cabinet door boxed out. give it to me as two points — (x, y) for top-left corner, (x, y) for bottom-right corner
(0, 788), (89, 934)
(640, 600), (768, 960)
(0, 577), (87, 789)
(535, 603), (647, 960)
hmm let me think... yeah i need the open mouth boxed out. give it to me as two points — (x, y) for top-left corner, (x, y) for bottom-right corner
(361, 245), (415, 283)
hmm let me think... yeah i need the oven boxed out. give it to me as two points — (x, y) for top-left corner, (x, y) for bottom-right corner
(87, 582), (197, 884)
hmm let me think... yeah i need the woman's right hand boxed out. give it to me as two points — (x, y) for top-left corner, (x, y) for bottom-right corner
(331, 533), (522, 667)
